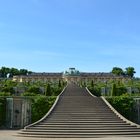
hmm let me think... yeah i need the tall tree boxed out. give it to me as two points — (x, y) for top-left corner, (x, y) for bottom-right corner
(111, 83), (117, 96)
(58, 80), (62, 88)
(0, 66), (33, 78)
(0, 67), (10, 78)
(9, 68), (19, 77)
(19, 69), (28, 75)
(125, 67), (136, 78)
(46, 83), (51, 96)
(111, 67), (124, 76)
(90, 80), (94, 88)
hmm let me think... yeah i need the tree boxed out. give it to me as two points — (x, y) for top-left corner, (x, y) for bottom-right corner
(28, 71), (32, 74)
(19, 69), (28, 75)
(0, 67), (10, 78)
(58, 80), (61, 88)
(111, 67), (124, 76)
(45, 83), (51, 96)
(125, 67), (136, 78)
(90, 80), (94, 87)
(111, 83), (117, 96)
(0, 66), (33, 78)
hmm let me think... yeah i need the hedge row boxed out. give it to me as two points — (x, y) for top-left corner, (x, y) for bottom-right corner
(31, 96), (56, 123)
(106, 94), (134, 120)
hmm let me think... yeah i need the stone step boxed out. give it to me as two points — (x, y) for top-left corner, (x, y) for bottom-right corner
(47, 115), (120, 119)
(46, 118), (122, 121)
(27, 126), (138, 130)
(55, 108), (110, 110)
(40, 121), (126, 125)
(49, 113), (116, 116)
(22, 129), (140, 133)
(20, 83), (140, 138)
(48, 116), (117, 118)
(48, 114), (117, 116)
(57, 104), (107, 106)
(43, 120), (124, 123)
(34, 123), (132, 127)
(19, 131), (140, 136)
(17, 134), (140, 138)
(52, 110), (112, 112)
(51, 112), (115, 114)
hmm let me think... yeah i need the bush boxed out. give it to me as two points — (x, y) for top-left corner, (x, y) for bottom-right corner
(21, 92), (37, 96)
(0, 92), (11, 96)
(111, 84), (127, 96)
(27, 86), (41, 94)
(31, 96), (56, 123)
(52, 87), (63, 96)
(1, 87), (14, 94)
(88, 86), (101, 97)
(106, 94), (134, 119)
(116, 86), (127, 96)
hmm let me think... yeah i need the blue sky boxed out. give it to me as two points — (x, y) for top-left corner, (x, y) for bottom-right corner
(0, 0), (140, 76)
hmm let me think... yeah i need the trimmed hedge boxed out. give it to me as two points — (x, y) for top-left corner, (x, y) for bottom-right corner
(31, 96), (56, 123)
(87, 86), (101, 97)
(106, 94), (134, 120)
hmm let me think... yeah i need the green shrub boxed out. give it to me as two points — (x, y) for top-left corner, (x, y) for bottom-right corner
(106, 94), (134, 119)
(52, 87), (63, 96)
(1, 86), (14, 94)
(88, 86), (101, 97)
(111, 84), (127, 96)
(0, 92), (11, 96)
(116, 86), (127, 96)
(21, 92), (37, 96)
(31, 96), (56, 123)
(27, 86), (41, 94)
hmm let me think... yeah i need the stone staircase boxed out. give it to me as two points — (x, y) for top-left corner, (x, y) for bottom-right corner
(19, 83), (140, 138)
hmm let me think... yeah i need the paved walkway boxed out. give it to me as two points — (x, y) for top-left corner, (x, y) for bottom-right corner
(0, 130), (140, 140)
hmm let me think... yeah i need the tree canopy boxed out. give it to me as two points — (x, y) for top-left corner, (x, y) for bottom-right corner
(111, 66), (136, 78)
(111, 67), (124, 76)
(125, 67), (136, 78)
(0, 67), (32, 78)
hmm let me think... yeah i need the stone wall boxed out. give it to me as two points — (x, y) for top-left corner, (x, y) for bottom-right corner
(6, 97), (31, 128)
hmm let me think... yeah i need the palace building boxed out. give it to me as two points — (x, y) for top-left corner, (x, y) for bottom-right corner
(13, 68), (129, 83)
